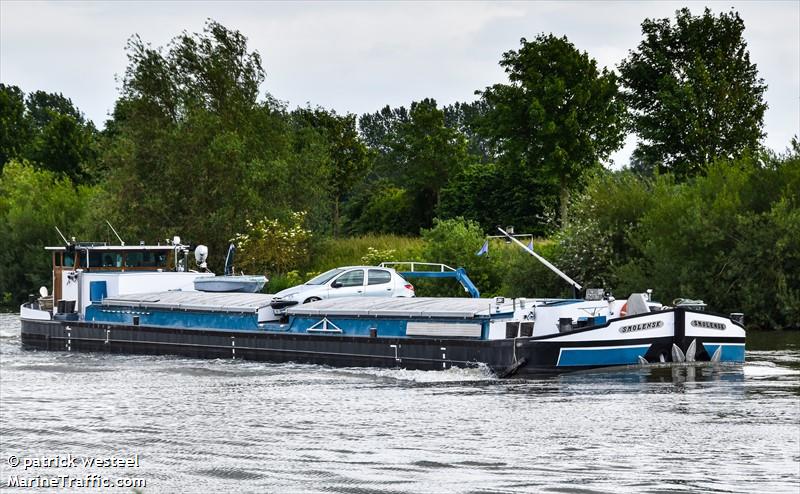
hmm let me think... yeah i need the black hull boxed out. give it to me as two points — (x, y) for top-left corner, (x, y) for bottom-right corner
(19, 318), (744, 377)
(20, 319), (518, 375)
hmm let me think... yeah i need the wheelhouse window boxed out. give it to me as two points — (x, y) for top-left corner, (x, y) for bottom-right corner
(63, 252), (75, 267)
(336, 270), (364, 287)
(88, 251), (123, 267)
(88, 251), (105, 267)
(368, 269), (392, 285)
(125, 251), (168, 268)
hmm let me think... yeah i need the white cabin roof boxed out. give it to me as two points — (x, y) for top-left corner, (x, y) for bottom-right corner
(46, 245), (175, 251)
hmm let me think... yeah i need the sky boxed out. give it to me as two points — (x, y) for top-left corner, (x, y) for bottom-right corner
(1, 0), (798, 166)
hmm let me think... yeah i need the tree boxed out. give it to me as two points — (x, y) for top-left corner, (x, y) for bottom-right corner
(28, 111), (97, 181)
(0, 85), (96, 180)
(292, 107), (368, 236)
(478, 35), (626, 225)
(437, 162), (556, 236)
(619, 8), (767, 178)
(343, 181), (418, 235)
(355, 99), (471, 233)
(102, 19), (332, 263)
(25, 90), (85, 128)
(442, 100), (497, 163)
(390, 99), (470, 230)
(0, 85), (31, 171)
(0, 161), (98, 305)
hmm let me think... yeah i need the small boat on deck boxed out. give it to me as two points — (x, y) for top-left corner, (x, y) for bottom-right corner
(193, 244), (267, 293)
(193, 275), (266, 293)
(19, 229), (746, 377)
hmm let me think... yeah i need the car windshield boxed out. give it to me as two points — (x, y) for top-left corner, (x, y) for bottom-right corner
(306, 268), (345, 285)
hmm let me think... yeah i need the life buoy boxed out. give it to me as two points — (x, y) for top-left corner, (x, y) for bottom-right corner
(620, 302), (628, 317)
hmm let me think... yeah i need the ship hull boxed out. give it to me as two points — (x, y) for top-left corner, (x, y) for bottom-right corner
(19, 308), (745, 377)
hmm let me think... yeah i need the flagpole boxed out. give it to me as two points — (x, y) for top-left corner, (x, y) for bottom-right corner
(496, 226), (583, 293)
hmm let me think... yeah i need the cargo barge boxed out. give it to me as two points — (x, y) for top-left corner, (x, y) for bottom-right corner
(19, 234), (746, 377)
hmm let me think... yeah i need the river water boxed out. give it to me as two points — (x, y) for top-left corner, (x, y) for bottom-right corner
(0, 313), (798, 493)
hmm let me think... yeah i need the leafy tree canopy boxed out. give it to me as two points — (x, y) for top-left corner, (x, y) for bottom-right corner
(292, 107), (369, 236)
(356, 99), (472, 234)
(0, 85), (30, 169)
(0, 85), (96, 181)
(478, 34), (626, 225)
(102, 19), (332, 263)
(619, 7), (767, 178)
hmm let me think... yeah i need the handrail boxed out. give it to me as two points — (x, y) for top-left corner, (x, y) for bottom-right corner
(380, 261), (480, 298)
(379, 261), (455, 272)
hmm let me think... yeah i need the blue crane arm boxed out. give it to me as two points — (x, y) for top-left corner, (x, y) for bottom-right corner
(398, 268), (480, 298)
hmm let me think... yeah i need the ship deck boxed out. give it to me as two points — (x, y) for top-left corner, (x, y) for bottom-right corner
(287, 296), (515, 319)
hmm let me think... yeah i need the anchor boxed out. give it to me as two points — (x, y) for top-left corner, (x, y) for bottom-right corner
(638, 339), (714, 366)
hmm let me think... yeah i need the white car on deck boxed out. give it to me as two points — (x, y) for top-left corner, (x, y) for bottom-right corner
(275, 266), (415, 304)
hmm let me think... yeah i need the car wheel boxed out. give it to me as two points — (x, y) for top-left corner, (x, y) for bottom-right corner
(303, 297), (322, 304)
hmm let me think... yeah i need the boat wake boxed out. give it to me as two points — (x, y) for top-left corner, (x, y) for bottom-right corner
(332, 364), (497, 383)
(743, 361), (800, 378)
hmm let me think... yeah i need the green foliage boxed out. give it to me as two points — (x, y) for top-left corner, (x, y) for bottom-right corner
(28, 111), (97, 181)
(0, 85), (31, 170)
(438, 162), (558, 235)
(499, 240), (572, 299)
(268, 270), (307, 293)
(291, 107), (369, 236)
(478, 34), (626, 224)
(307, 234), (424, 273)
(0, 162), (98, 305)
(419, 218), (500, 297)
(0, 85), (97, 181)
(619, 7), (767, 177)
(344, 182), (417, 235)
(360, 247), (397, 266)
(101, 20), (332, 267)
(442, 100), (497, 163)
(396, 99), (469, 209)
(25, 90), (85, 128)
(557, 151), (800, 329)
(232, 212), (312, 276)
(355, 99), (472, 234)
(556, 170), (659, 289)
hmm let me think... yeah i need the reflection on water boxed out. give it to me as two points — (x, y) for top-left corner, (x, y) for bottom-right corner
(1, 313), (798, 493)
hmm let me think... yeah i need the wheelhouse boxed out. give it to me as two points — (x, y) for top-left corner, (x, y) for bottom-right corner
(47, 244), (177, 301)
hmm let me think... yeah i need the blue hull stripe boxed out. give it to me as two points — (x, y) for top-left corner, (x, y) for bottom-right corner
(702, 343), (746, 362)
(557, 345), (651, 367)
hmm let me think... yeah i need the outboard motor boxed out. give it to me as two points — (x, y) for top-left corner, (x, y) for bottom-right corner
(194, 245), (209, 271)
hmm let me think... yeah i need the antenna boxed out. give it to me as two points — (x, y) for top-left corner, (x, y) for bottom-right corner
(496, 226), (583, 294)
(54, 226), (70, 245)
(105, 220), (125, 246)
(224, 244), (236, 276)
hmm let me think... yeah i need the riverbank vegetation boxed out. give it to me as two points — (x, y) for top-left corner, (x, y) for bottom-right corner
(1, 8), (797, 329)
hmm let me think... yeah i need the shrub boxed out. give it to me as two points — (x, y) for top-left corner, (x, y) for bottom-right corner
(232, 211), (312, 276)
(360, 247), (397, 266)
(0, 161), (98, 305)
(556, 150), (800, 329)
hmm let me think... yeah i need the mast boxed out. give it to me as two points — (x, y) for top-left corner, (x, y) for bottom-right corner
(496, 226), (583, 296)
